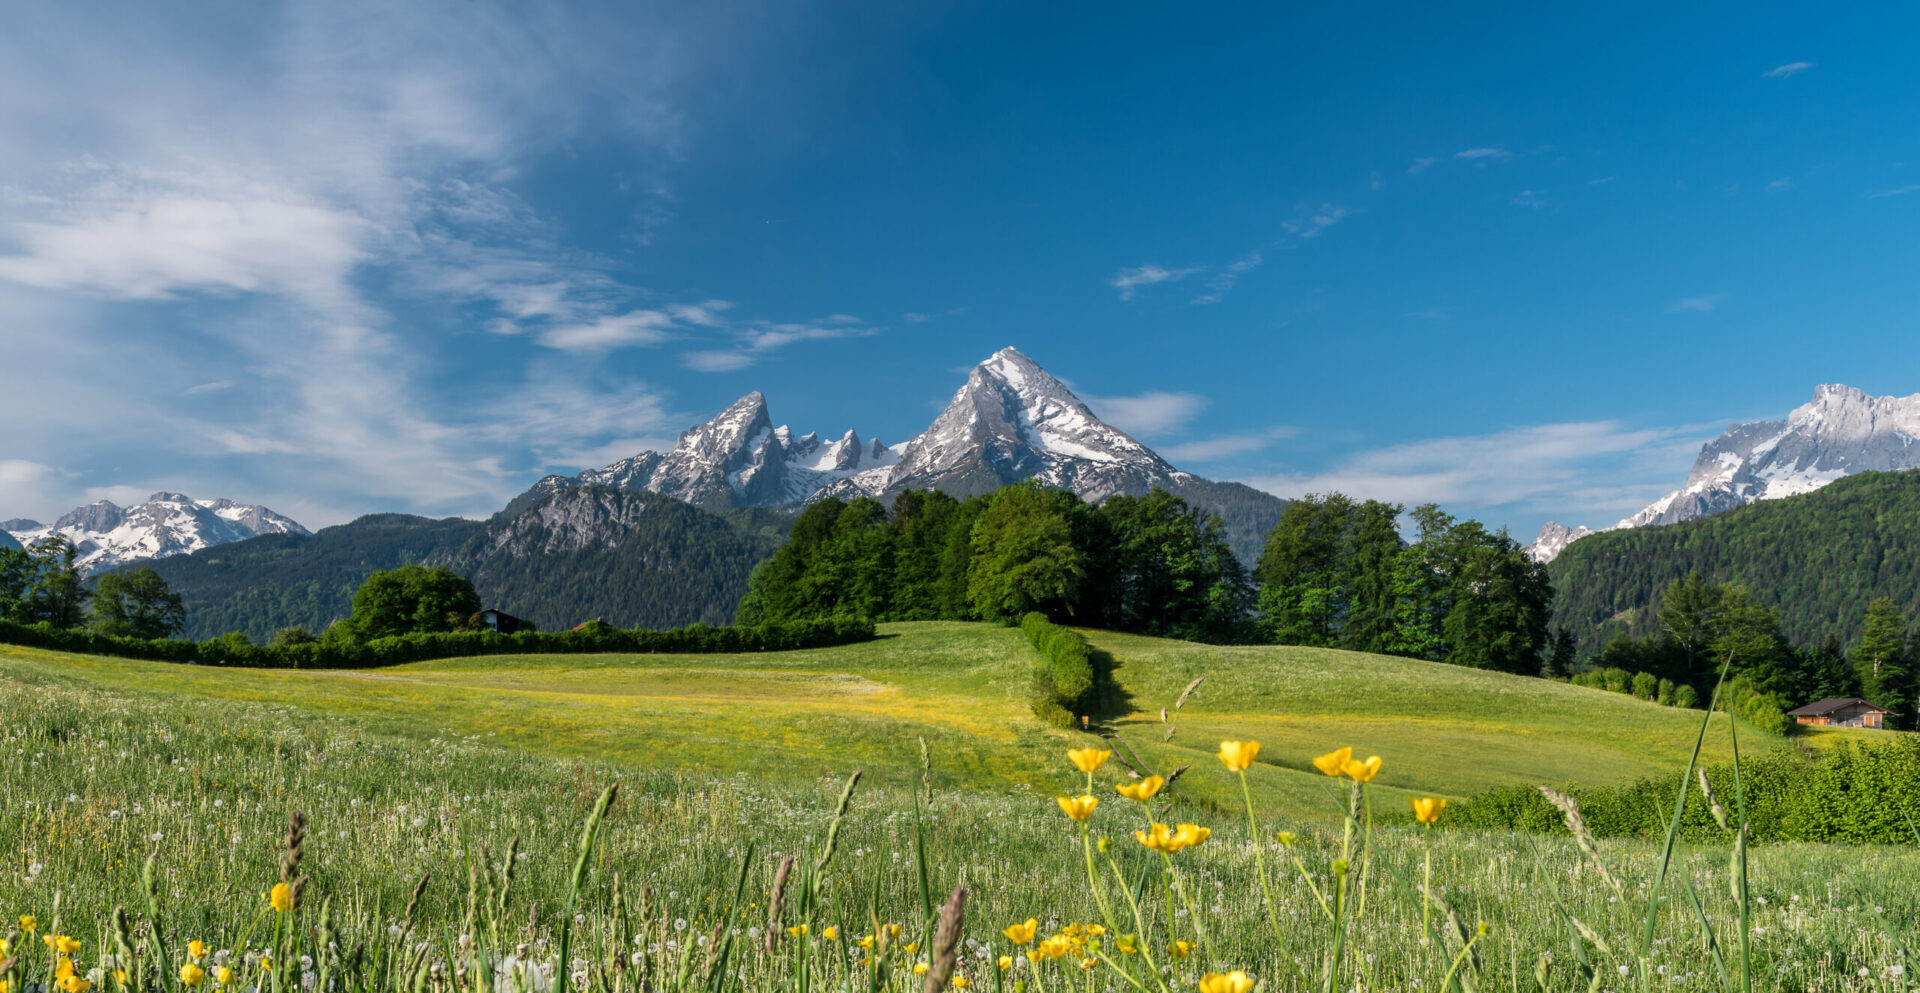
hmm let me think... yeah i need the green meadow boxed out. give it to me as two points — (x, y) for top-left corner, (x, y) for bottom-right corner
(0, 622), (1912, 992)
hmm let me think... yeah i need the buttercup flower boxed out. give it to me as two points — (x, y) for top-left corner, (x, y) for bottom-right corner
(1115, 776), (1165, 802)
(1003, 919), (1039, 945)
(1136, 823), (1179, 853)
(269, 883), (294, 913)
(47, 935), (81, 955)
(996, 956), (1013, 971)
(180, 963), (206, 987)
(1056, 795), (1099, 822)
(954, 977), (972, 989)
(17, 915), (34, 935)
(1341, 755), (1382, 783)
(1197, 971), (1255, 993)
(57, 978), (92, 993)
(1217, 741), (1260, 772)
(188, 941), (208, 960)
(1410, 797), (1447, 824)
(913, 963), (930, 976)
(1067, 748), (1111, 773)
(1037, 936), (1074, 960)
(1312, 747), (1352, 777)
(216, 967), (234, 986)
(1171, 823), (1211, 849)
(1167, 941), (1195, 959)
(821, 926), (838, 940)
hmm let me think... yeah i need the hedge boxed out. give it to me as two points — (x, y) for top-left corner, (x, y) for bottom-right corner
(0, 616), (877, 670)
(1453, 737), (1920, 845)
(1020, 612), (1097, 728)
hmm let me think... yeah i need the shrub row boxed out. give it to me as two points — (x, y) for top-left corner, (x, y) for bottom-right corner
(0, 616), (877, 670)
(1021, 612), (1096, 729)
(1569, 667), (1699, 708)
(1454, 737), (1920, 845)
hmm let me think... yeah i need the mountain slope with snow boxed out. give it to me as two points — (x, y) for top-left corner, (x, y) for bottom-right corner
(7, 492), (309, 574)
(518, 346), (1287, 561)
(1529, 383), (1920, 561)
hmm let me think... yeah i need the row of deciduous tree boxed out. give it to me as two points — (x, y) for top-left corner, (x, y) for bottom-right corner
(736, 485), (1559, 674)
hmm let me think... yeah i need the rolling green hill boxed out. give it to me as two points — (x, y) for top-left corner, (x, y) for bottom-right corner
(0, 620), (1780, 812)
(1549, 469), (1920, 654)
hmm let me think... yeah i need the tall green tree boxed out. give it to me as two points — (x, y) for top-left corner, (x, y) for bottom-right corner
(1255, 493), (1358, 646)
(1381, 505), (1454, 660)
(0, 546), (35, 622)
(1092, 489), (1252, 641)
(89, 566), (186, 639)
(23, 536), (88, 629)
(1436, 522), (1554, 674)
(1853, 597), (1913, 720)
(967, 484), (1087, 620)
(1657, 571), (1725, 687)
(333, 564), (481, 641)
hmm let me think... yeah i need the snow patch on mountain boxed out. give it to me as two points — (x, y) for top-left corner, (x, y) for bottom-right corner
(6, 492), (309, 574)
(1528, 383), (1920, 561)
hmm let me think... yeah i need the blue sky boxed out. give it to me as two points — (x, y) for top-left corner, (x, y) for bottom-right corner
(2, 1), (1917, 538)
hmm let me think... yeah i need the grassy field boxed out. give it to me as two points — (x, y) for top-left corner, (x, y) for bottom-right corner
(0, 622), (1911, 992)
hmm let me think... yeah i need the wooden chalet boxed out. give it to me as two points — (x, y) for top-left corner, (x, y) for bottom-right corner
(478, 608), (526, 635)
(1786, 697), (1890, 729)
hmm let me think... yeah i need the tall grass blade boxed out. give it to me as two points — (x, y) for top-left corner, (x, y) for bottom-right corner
(554, 784), (617, 993)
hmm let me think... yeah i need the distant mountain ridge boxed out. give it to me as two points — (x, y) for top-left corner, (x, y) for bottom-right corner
(5, 492), (308, 574)
(521, 347), (1287, 561)
(1529, 383), (1920, 562)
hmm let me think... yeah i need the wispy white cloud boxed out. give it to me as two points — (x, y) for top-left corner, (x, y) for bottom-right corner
(1108, 263), (1203, 301)
(1407, 157), (1438, 175)
(1282, 204), (1349, 239)
(537, 310), (677, 353)
(183, 380), (234, 395)
(1763, 61), (1815, 78)
(1766, 177), (1794, 193)
(1669, 293), (1726, 313)
(1869, 184), (1920, 198)
(1159, 427), (1297, 463)
(1455, 147), (1511, 160)
(1245, 421), (1718, 527)
(1080, 391), (1209, 438)
(1192, 251), (1262, 305)
(1511, 189), (1550, 209)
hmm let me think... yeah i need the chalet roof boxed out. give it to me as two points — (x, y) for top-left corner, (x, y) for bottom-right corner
(480, 608), (522, 622)
(1786, 696), (1888, 716)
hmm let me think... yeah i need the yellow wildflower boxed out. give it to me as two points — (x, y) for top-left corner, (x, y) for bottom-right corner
(1115, 935), (1137, 955)
(269, 882), (293, 913)
(787, 925), (808, 938)
(17, 915), (34, 935)
(954, 977), (972, 989)
(1312, 747), (1352, 777)
(47, 935), (81, 955)
(1080, 958), (1097, 970)
(216, 967), (234, 986)
(1067, 748), (1111, 773)
(903, 941), (921, 955)
(1085, 924), (1106, 937)
(913, 963), (930, 976)
(1275, 831), (1296, 846)
(1003, 919), (1039, 945)
(885, 924), (903, 939)
(1136, 823), (1179, 853)
(57, 978), (91, 993)
(1167, 940), (1195, 959)
(857, 935), (876, 950)
(1056, 795), (1099, 822)
(55, 958), (75, 980)
(1197, 972), (1255, 993)
(180, 963), (207, 987)
(1217, 740), (1260, 772)
(1037, 936), (1074, 960)
(1411, 796), (1447, 824)
(1172, 823), (1211, 849)
(1342, 755), (1382, 783)
(1115, 776), (1165, 802)
(997, 956), (1014, 971)
(822, 926), (839, 940)
(188, 940), (208, 960)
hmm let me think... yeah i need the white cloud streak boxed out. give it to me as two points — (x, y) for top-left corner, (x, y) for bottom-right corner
(1763, 61), (1815, 78)
(1108, 263), (1203, 301)
(1669, 293), (1726, 313)
(1080, 391), (1209, 438)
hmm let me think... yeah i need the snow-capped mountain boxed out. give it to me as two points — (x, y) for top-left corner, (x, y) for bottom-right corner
(1529, 383), (1920, 562)
(513, 391), (899, 514)
(5, 492), (309, 574)
(826, 346), (1192, 501)
(518, 347), (1288, 562)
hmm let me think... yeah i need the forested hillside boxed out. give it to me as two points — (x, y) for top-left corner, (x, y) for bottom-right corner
(138, 514), (485, 641)
(1549, 469), (1920, 653)
(427, 487), (786, 631)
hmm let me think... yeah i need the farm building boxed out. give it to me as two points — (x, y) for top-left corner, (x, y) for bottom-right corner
(1786, 697), (1890, 728)
(478, 609), (526, 635)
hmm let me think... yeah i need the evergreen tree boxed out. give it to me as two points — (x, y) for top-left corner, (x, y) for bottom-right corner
(1381, 505), (1453, 660)
(0, 546), (34, 623)
(89, 566), (186, 639)
(1853, 597), (1912, 721)
(1254, 493), (1356, 645)
(1542, 628), (1576, 678)
(1657, 571), (1724, 688)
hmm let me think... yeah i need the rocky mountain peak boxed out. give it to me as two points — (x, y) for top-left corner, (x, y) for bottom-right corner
(10, 492), (308, 574)
(1529, 382), (1920, 562)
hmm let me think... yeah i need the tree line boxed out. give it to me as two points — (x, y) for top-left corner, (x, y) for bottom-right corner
(1588, 572), (1920, 728)
(738, 485), (1557, 674)
(0, 537), (187, 639)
